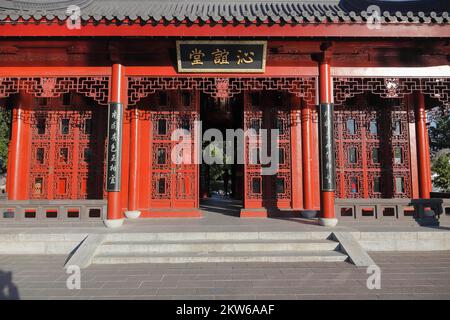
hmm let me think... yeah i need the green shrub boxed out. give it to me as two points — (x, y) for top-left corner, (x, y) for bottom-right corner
(432, 154), (450, 192)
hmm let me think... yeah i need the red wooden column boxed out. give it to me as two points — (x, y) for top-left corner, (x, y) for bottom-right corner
(8, 92), (31, 200)
(125, 106), (141, 219)
(424, 122), (433, 193)
(300, 100), (316, 217)
(105, 64), (126, 228)
(318, 60), (338, 227)
(415, 92), (431, 199)
(290, 99), (303, 211)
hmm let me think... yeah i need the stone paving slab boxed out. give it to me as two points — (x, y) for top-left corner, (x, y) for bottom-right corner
(333, 232), (376, 266)
(1, 251), (450, 300)
(0, 203), (449, 234)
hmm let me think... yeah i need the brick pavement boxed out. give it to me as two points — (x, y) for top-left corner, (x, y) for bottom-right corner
(1, 251), (450, 300)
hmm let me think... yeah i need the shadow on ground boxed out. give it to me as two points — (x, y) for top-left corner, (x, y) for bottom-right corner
(200, 196), (242, 217)
(0, 270), (20, 300)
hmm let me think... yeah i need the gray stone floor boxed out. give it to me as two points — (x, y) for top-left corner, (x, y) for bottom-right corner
(1, 251), (450, 300)
(1, 196), (450, 234)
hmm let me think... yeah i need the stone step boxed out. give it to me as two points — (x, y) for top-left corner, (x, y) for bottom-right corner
(92, 250), (349, 264)
(105, 231), (333, 242)
(98, 239), (340, 254)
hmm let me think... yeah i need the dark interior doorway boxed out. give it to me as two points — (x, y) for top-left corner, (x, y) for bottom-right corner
(199, 92), (244, 216)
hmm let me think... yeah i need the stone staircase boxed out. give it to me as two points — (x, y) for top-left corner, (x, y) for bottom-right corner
(91, 232), (349, 264)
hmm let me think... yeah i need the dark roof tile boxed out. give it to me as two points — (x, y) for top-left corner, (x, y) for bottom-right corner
(0, 0), (448, 25)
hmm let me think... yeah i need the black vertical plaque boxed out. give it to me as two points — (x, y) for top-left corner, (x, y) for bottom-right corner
(319, 103), (336, 191)
(106, 102), (123, 192)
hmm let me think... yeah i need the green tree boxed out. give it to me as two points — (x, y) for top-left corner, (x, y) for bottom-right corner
(0, 106), (11, 172)
(432, 154), (450, 192)
(429, 116), (450, 153)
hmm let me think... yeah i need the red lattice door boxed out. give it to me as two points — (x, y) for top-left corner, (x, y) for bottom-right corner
(149, 91), (199, 210)
(335, 99), (412, 199)
(244, 91), (292, 209)
(29, 94), (106, 200)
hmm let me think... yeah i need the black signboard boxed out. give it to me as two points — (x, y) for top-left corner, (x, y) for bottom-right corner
(106, 102), (123, 192)
(319, 103), (336, 192)
(177, 41), (267, 73)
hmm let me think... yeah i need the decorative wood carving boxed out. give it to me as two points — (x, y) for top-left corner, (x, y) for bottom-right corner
(128, 77), (316, 105)
(334, 77), (450, 107)
(0, 77), (110, 105)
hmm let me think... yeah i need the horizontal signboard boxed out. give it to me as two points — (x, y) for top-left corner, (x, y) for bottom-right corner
(176, 40), (267, 73)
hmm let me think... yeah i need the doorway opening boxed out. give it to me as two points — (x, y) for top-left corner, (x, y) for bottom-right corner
(199, 92), (244, 217)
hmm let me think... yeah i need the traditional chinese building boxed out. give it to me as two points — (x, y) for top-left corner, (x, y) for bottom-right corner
(0, 0), (449, 228)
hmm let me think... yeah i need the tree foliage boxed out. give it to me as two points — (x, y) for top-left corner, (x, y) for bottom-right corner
(429, 109), (450, 192)
(429, 116), (450, 153)
(432, 154), (450, 192)
(0, 106), (11, 171)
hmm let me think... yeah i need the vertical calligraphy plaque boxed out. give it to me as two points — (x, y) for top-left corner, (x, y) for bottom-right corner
(106, 102), (123, 192)
(319, 103), (336, 191)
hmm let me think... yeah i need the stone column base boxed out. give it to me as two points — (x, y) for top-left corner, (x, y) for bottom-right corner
(300, 210), (319, 219)
(104, 218), (124, 229)
(125, 210), (141, 219)
(318, 218), (338, 227)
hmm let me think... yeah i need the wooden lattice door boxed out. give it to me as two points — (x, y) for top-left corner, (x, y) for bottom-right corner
(29, 94), (106, 200)
(149, 90), (199, 210)
(335, 98), (412, 199)
(243, 91), (292, 209)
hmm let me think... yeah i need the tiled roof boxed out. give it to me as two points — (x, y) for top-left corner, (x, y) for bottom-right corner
(0, 0), (448, 24)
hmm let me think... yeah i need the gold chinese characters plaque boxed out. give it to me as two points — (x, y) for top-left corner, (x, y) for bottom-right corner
(176, 40), (267, 73)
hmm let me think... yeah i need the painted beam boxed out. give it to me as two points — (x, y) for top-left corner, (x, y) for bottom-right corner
(1, 22), (448, 38)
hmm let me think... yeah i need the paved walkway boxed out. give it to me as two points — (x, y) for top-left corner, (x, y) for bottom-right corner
(1, 251), (450, 300)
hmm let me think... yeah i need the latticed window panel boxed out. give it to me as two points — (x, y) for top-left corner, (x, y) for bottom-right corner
(54, 142), (74, 170)
(53, 173), (72, 200)
(28, 94), (107, 200)
(77, 142), (98, 169)
(367, 172), (383, 199)
(334, 100), (412, 199)
(175, 172), (196, 200)
(30, 142), (50, 168)
(277, 142), (292, 171)
(151, 112), (174, 141)
(244, 91), (293, 206)
(246, 172), (263, 200)
(343, 171), (364, 199)
(146, 90), (200, 206)
(151, 173), (172, 200)
(30, 173), (47, 200)
(273, 172), (292, 200)
(366, 142), (382, 170)
(393, 172), (412, 198)
(152, 142), (172, 171)
(271, 109), (291, 142)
